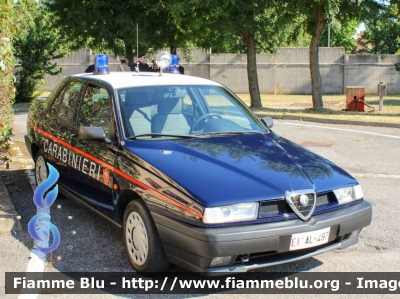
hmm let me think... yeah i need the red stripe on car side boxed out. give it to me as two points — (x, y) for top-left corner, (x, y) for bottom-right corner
(30, 124), (203, 219)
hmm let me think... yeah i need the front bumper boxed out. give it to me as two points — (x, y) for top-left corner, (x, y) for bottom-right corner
(152, 200), (372, 273)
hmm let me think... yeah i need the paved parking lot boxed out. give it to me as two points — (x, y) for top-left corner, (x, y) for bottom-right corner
(272, 121), (400, 272)
(1, 114), (399, 298)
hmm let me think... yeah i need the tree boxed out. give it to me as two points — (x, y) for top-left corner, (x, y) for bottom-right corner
(286, 0), (382, 108)
(45, 0), (138, 62)
(309, 3), (327, 108)
(320, 19), (359, 53)
(0, 0), (15, 167)
(45, 0), (197, 63)
(14, 0), (67, 102)
(46, 0), (306, 108)
(359, 1), (400, 54)
(173, 0), (302, 108)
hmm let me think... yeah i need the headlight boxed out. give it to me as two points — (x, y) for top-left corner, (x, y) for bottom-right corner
(203, 202), (259, 224)
(333, 185), (363, 204)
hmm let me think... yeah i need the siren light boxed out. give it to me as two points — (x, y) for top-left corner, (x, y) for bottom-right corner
(94, 54), (110, 75)
(166, 54), (180, 74)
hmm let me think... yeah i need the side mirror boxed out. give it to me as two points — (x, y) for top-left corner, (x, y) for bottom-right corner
(261, 116), (274, 129)
(79, 127), (111, 143)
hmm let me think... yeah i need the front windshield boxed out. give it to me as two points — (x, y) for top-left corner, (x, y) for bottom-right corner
(117, 85), (267, 139)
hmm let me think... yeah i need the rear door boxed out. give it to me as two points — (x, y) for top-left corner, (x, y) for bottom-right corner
(42, 80), (84, 187)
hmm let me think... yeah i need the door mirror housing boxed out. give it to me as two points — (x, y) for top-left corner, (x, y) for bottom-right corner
(79, 127), (111, 143)
(261, 116), (274, 129)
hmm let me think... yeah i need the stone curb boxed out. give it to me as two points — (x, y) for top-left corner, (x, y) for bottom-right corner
(256, 113), (400, 129)
(0, 175), (21, 234)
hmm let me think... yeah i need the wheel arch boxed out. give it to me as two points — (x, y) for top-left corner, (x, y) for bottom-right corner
(118, 188), (146, 221)
(31, 143), (40, 160)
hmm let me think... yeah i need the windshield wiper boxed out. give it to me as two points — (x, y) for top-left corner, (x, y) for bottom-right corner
(193, 130), (263, 137)
(127, 133), (194, 140)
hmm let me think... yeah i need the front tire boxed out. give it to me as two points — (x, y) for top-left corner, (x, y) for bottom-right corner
(35, 151), (48, 186)
(123, 201), (169, 272)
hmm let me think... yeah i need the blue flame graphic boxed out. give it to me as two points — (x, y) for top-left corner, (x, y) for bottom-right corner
(28, 163), (60, 253)
(33, 164), (59, 210)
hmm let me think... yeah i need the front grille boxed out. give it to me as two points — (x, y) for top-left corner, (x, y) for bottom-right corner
(288, 193), (315, 219)
(259, 200), (289, 215)
(259, 192), (337, 219)
(316, 194), (329, 205)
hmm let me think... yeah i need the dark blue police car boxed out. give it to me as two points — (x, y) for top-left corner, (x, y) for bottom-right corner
(25, 54), (372, 274)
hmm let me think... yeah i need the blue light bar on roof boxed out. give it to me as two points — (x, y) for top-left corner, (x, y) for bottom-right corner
(166, 54), (180, 74)
(94, 54), (110, 75)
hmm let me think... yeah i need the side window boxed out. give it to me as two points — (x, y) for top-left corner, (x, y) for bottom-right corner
(50, 88), (65, 115)
(79, 84), (111, 134)
(50, 82), (67, 115)
(55, 81), (84, 124)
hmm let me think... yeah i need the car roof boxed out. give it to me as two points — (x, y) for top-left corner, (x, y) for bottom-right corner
(70, 72), (222, 89)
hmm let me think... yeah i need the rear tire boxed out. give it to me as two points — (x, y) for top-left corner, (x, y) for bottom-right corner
(123, 201), (170, 272)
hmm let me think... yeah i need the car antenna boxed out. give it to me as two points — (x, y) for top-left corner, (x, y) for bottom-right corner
(135, 23), (139, 74)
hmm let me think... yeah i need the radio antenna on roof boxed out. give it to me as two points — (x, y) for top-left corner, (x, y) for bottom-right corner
(136, 23), (139, 73)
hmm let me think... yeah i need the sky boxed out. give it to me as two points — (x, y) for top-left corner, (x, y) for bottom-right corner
(356, 22), (366, 33)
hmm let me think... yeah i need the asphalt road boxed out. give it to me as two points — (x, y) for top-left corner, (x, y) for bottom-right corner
(1, 113), (400, 298)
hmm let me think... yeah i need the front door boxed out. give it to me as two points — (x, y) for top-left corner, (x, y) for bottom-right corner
(68, 83), (117, 218)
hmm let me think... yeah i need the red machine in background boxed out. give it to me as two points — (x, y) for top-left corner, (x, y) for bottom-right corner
(346, 86), (365, 111)
(345, 86), (375, 112)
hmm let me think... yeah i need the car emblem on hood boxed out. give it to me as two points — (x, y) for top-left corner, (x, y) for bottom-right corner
(285, 189), (316, 221)
(299, 194), (309, 206)
(160, 150), (172, 155)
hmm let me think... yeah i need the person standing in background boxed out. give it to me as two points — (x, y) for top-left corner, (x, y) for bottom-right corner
(149, 60), (160, 72)
(119, 57), (131, 72)
(131, 53), (150, 72)
(125, 57), (132, 69)
(85, 64), (95, 73)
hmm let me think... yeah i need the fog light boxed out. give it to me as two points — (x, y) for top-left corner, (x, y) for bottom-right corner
(209, 256), (232, 267)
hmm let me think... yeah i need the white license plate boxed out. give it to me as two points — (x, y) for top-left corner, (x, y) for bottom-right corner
(290, 227), (331, 251)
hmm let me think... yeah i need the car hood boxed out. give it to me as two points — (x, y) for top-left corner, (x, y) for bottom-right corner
(124, 132), (358, 207)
